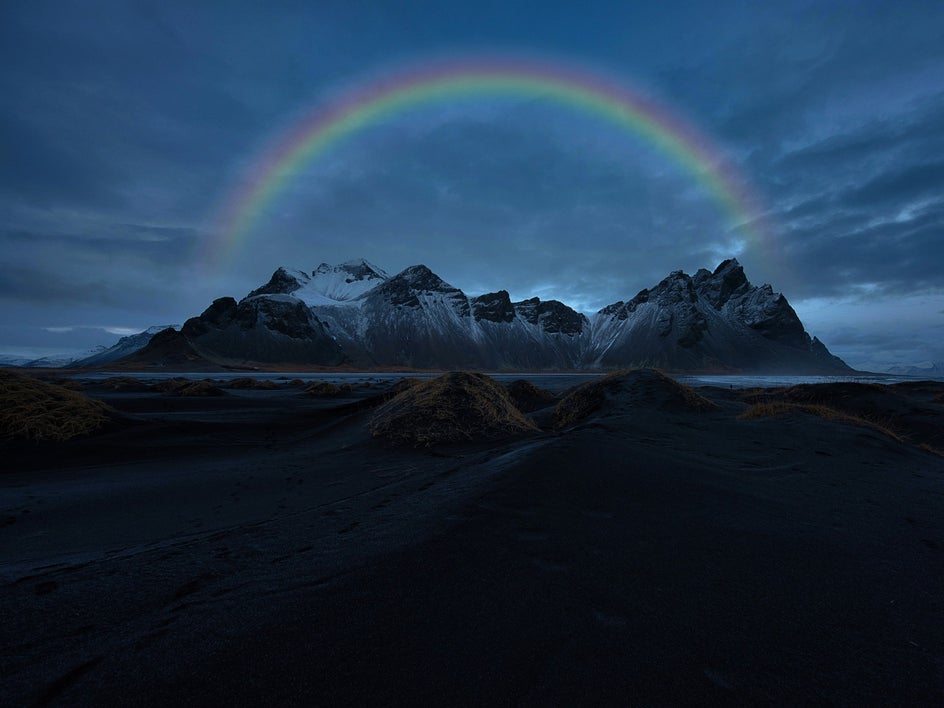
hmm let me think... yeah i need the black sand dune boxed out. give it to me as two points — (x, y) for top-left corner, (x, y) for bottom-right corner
(2, 370), (943, 705)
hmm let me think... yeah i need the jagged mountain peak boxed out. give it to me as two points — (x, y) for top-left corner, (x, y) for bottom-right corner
(512, 297), (587, 335)
(247, 259), (389, 306)
(370, 264), (466, 310)
(247, 267), (309, 299)
(181, 256), (850, 373)
(388, 264), (454, 291)
(688, 258), (751, 308)
(471, 291), (515, 323)
(314, 258), (388, 281)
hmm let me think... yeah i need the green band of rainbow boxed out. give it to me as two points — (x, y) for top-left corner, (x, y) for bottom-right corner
(209, 57), (767, 264)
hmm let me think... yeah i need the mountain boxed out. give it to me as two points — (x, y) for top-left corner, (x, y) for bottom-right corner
(181, 295), (347, 366)
(0, 355), (34, 368)
(590, 259), (850, 371)
(106, 328), (226, 372)
(247, 259), (389, 305)
(885, 362), (944, 378)
(122, 258), (851, 372)
(72, 326), (177, 367)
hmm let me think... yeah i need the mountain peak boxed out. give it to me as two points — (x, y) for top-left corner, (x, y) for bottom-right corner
(694, 258), (750, 308)
(247, 267), (309, 299)
(316, 258), (389, 280)
(393, 264), (451, 290)
(283, 259), (389, 303)
(186, 255), (851, 373)
(713, 257), (742, 275)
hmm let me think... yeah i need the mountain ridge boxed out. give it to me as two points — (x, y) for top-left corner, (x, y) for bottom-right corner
(114, 257), (852, 373)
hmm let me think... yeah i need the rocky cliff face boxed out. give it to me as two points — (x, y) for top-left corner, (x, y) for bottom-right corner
(124, 258), (850, 372)
(591, 259), (848, 372)
(180, 295), (347, 365)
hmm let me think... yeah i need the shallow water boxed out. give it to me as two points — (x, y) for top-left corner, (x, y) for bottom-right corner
(70, 370), (941, 392)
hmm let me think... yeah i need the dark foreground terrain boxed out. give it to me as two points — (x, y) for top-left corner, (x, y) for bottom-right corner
(2, 373), (944, 705)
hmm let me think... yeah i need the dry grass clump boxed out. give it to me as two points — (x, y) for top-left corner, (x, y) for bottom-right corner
(738, 401), (902, 441)
(305, 381), (342, 397)
(175, 380), (226, 397)
(47, 377), (85, 391)
(224, 377), (280, 390)
(99, 376), (155, 392)
(555, 368), (716, 428)
(778, 382), (885, 404)
(155, 378), (226, 397)
(0, 369), (111, 442)
(369, 371), (538, 446)
(918, 442), (944, 457)
(505, 379), (556, 412)
(385, 377), (421, 396)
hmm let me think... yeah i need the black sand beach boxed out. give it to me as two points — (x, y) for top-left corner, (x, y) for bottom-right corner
(2, 372), (943, 705)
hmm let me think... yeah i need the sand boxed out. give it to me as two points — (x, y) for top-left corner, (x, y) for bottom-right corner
(1, 372), (943, 705)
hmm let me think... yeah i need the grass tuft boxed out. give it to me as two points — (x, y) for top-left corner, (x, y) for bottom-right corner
(99, 376), (154, 392)
(505, 379), (556, 412)
(918, 442), (944, 457)
(738, 401), (902, 441)
(155, 378), (226, 397)
(0, 369), (111, 442)
(305, 381), (342, 397)
(369, 371), (538, 446)
(225, 377), (280, 390)
(555, 368), (716, 428)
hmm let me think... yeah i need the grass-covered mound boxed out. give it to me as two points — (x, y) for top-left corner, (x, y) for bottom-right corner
(224, 377), (280, 390)
(738, 401), (902, 441)
(505, 379), (556, 412)
(739, 381), (944, 454)
(0, 369), (112, 442)
(305, 381), (342, 397)
(369, 371), (538, 445)
(99, 376), (155, 392)
(555, 368), (716, 428)
(155, 378), (226, 397)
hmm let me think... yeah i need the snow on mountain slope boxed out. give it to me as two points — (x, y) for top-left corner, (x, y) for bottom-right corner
(304, 265), (591, 369)
(886, 362), (944, 378)
(590, 259), (850, 372)
(73, 325), (178, 367)
(247, 259), (389, 308)
(172, 257), (850, 372)
(308, 259), (389, 301)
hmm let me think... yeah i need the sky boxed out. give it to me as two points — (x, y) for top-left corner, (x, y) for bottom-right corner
(1, 0), (942, 371)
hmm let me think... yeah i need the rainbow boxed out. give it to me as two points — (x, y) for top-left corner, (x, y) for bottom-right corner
(209, 57), (767, 265)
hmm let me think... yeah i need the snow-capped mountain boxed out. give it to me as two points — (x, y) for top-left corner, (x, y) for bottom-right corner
(181, 295), (346, 365)
(72, 326), (178, 367)
(247, 259), (389, 306)
(144, 257), (851, 372)
(589, 259), (849, 371)
(885, 362), (944, 378)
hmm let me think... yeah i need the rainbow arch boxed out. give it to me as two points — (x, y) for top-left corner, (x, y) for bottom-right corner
(208, 57), (767, 265)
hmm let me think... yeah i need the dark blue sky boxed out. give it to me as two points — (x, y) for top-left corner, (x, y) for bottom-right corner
(1, 0), (942, 370)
